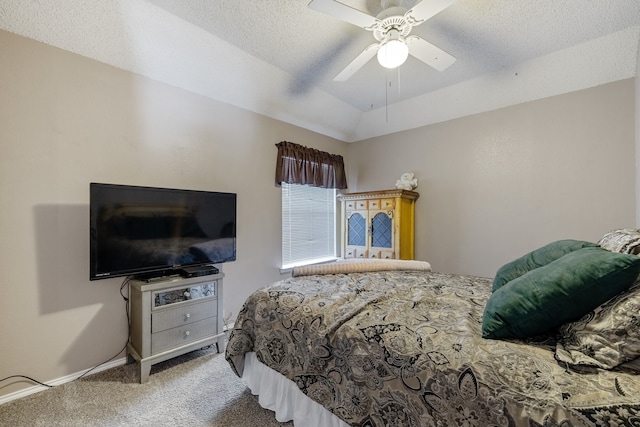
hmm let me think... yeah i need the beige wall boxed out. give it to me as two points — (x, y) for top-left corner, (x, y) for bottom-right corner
(348, 79), (636, 278)
(0, 30), (347, 398)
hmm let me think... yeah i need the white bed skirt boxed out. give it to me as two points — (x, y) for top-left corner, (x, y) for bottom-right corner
(242, 352), (349, 427)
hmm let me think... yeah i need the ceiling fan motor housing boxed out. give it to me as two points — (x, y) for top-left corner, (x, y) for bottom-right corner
(373, 8), (413, 42)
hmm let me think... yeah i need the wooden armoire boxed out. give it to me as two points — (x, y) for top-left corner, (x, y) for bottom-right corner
(337, 189), (419, 260)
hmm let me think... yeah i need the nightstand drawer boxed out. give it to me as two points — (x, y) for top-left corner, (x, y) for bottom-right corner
(151, 316), (217, 354)
(152, 299), (217, 333)
(153, 282), (216, 308)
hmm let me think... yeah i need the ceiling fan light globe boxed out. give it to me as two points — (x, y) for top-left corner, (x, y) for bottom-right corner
(377, 39), (409, 69)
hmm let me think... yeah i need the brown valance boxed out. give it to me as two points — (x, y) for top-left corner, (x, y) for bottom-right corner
(275, 141), (348, 189)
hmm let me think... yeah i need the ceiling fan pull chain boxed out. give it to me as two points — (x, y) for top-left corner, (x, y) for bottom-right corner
(386, 71), (390, 123)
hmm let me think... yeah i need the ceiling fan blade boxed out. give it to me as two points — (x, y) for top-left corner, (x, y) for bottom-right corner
(405, 0), (454, 26)
(308, 0), (379, 30)
(406, 35), (456, 71)
(334, 43), (379, 81)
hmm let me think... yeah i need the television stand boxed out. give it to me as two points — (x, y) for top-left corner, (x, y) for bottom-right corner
(126, 272), (225, 383)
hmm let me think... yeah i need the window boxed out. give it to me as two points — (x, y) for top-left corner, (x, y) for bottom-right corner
(274, 141), (346, 270)
(281, 183), (336, 269)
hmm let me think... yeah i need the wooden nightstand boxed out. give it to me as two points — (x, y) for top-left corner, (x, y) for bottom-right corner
(127, 273), (225, 383)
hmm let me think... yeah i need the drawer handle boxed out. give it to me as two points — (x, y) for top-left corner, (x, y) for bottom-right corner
(184, 331), (190, 337)
(185, 313), (191, 320)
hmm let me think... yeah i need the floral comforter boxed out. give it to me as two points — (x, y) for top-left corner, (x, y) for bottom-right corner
(225, 270), (640, 426)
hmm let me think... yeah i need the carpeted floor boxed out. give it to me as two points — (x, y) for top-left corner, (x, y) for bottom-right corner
(0, 348), (293, 426)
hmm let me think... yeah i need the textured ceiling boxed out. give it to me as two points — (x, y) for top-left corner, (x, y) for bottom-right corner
(1, 0), (639, 141)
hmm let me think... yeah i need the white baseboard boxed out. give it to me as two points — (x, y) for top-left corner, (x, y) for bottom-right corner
(0, 357), (127, 406)
(1, 325), (236, 406)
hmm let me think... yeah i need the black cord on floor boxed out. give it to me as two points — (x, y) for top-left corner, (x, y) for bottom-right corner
(0, 277), (132, 388)
(0, 375), (54, 389)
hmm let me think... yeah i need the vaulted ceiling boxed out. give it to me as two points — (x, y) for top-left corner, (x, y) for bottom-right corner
(1, 0), (639, 142)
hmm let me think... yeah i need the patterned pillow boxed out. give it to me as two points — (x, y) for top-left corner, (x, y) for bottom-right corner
(598, 229), (640, 255)
(555, 278), (640, 369)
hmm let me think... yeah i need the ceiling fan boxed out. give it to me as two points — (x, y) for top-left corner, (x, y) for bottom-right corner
(308, 0), (457, 81)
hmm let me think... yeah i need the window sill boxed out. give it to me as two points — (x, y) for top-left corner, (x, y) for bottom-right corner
(280, 257), (339, 275)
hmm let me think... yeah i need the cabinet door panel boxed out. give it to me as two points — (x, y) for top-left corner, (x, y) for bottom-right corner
(370, 211), (393, 249)
(347, 211), (368, 247)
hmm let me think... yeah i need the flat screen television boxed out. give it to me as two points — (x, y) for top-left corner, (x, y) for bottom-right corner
(90, 183), (236, 280)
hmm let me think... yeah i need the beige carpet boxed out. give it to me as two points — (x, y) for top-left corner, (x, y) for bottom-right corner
(0, 348), (293, 426)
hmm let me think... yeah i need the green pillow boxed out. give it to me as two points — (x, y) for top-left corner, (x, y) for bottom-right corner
(492, 239), (598, 292)
(482, 247), (640, 339)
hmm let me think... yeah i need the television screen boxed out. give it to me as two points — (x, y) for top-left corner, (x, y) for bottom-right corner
(90, 183), (236, 280)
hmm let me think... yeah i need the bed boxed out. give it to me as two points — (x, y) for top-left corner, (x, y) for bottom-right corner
(226, 236), (640, 426)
